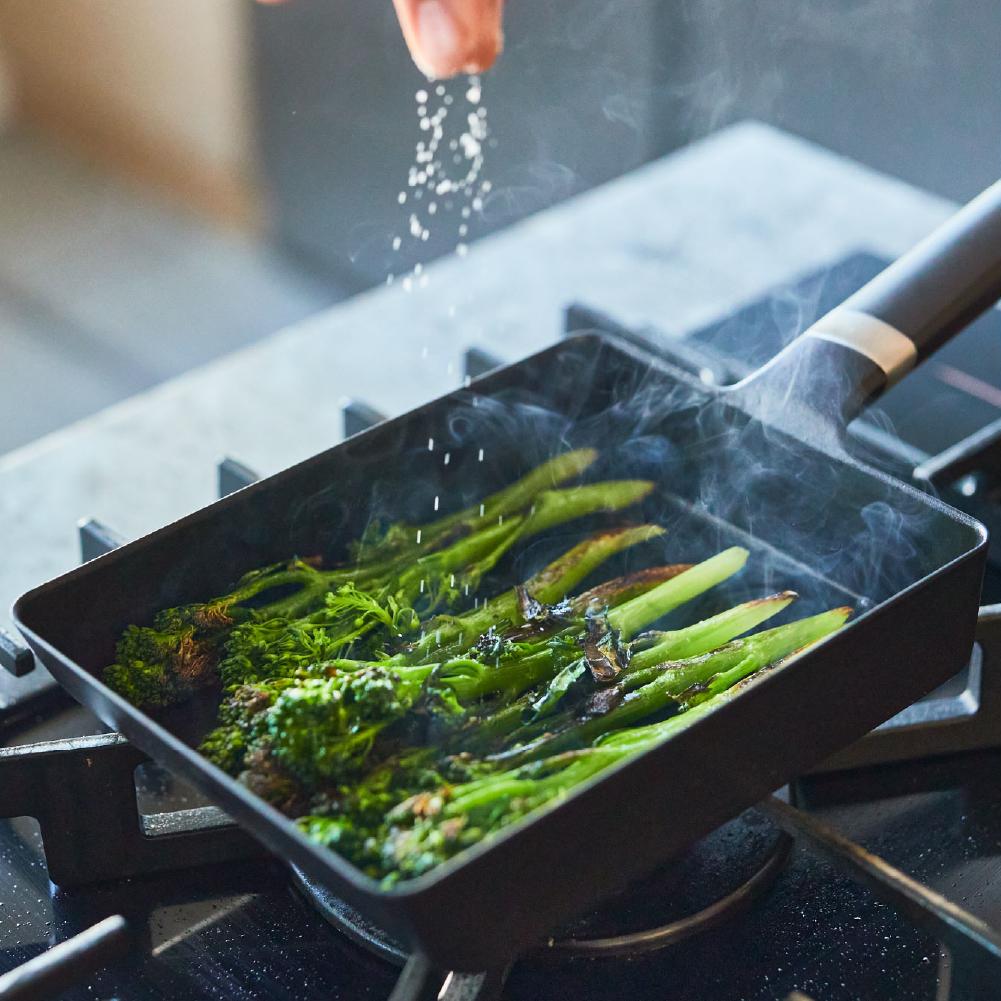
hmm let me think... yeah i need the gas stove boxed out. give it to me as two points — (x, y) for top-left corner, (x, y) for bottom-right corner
(2, 254), (1001, 1001)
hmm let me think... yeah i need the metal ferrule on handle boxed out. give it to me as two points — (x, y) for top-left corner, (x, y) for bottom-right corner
(738, 177), (1001, 436)
(804, 307), (917, 389)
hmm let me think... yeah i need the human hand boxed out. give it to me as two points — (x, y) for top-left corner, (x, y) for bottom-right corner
(391, 0), (504, 79)
(258, 0), (504, 80)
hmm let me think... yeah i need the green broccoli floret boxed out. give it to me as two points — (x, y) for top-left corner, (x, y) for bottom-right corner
(298, 815), (379, 867)
(199, 679), (297, 772)
(199, 723), (247, 773)
(265, 669), (412, 784)
(219, 585), (418, 689)
(103, 623), (217, 708)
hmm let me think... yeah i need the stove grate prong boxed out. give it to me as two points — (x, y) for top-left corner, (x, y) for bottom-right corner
(762, 795), (1001, 1001)
(0, 914), (130, 1001)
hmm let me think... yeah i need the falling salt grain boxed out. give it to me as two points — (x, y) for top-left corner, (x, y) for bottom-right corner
(478, 448), (484, 462)
(416, 89), (428, 103)
(392, 236), (402, 251)
(479, 503), (485, 516)
(420, 579), (425, 594)
(434, 495), (440, 511)
(436, 83), (446, 97)
(428, 437), (435, 451)
(444, 452), (451, 465)
(402, 276), (414, 292)
(416, 529), (422, 543)
(466, 81), (481, 104)
(398, 192), (407, 205)
(457, 243), (468, 257)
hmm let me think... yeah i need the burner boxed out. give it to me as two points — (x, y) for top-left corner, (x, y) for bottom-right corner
(289, 811), (792, 968)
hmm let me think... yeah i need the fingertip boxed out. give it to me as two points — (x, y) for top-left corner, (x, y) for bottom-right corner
(401, 0), (504, 80)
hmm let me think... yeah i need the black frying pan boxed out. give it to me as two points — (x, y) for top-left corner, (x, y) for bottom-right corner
(13, 180), (1001, 980)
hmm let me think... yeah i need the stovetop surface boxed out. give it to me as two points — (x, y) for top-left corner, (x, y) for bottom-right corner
(2, 699), (1000, 1000)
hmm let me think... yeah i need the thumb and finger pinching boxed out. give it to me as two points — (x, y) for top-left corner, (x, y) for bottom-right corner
(258, 0), (505, 80)
(392, 0), (504, 80)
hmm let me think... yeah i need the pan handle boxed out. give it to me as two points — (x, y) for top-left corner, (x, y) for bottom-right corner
(731, 178), (1001, 438)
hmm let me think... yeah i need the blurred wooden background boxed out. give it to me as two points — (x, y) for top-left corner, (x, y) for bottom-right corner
(0, 1), (259, 228)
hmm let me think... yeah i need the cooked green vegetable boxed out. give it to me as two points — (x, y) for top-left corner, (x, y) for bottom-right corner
(102, 449), (851, 885)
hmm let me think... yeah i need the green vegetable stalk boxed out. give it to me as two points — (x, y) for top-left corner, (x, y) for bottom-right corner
(101, 446), (854, 888)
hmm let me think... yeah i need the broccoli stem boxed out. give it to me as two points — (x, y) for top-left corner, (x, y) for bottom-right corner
(498, 607), (850, 764)
(413, 523), (665, 656)
(568, 562), (693, 617)
(606, 547), (749, 640)
(414, 448), (599, 547)
(628, 591), (797, 671)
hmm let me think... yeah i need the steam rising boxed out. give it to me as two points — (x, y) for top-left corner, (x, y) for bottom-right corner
(317, 336), (961, 638)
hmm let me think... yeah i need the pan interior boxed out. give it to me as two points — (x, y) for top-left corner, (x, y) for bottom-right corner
(15, 335), (982, 754)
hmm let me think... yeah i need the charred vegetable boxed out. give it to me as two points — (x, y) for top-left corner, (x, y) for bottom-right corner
(102, 449), (851, 885)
